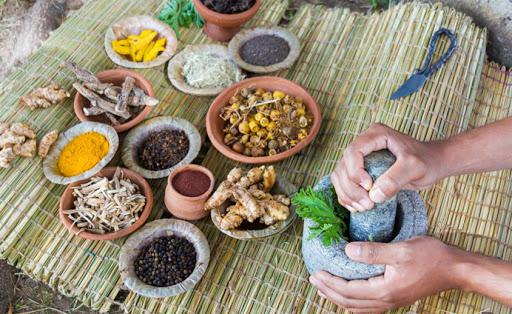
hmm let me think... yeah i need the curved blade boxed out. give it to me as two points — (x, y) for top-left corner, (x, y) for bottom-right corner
(390, 73), (429, 100)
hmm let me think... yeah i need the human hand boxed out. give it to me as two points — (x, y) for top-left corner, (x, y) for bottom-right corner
(309, 237), (463, 313)
(331, 123), (446, 212)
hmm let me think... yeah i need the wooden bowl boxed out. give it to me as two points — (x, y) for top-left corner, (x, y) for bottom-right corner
(192, 0), (261, 42)
(206, 77), (322, 164)
(74, 69), (155, 133)
(59, 167), (154, 241)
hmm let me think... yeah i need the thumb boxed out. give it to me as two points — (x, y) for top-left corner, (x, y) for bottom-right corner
(369, 158), (415, 203)
(345, 242), (398, 265)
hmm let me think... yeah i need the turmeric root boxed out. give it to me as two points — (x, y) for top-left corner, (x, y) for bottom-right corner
(10, 123), (36, 139)
(207, 166), (291, 230)
(38, 130), (59, 158)
(13, 139), (36, 158)
(19, 83), (69, 110)
(0, 148), (15, 168)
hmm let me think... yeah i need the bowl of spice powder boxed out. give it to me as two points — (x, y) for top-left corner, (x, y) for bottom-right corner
(228, 26), (301, 74)
(121, 116), (201, 179)
(119, 219), (210, 298)
(43, 122), (119, 185)
(165, 164), (215, 220)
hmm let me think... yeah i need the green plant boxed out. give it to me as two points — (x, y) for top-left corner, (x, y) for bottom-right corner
(158, 0), (204, 38)
(292, 186), (348, 246)
(370, 0), (392, 10)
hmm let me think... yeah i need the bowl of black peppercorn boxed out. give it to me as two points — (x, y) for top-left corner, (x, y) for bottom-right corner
(119, 219), (210, 298)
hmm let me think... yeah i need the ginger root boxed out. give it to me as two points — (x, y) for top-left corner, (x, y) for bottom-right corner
(0, 122), (38, 168)
(206, 166), (291, 230)
(38, 130), (59, 158)
(0, 148), (15, 168)
(19, 83), (70, 110)
(13, 139), (36, 158)
(11, 123), (36, 139)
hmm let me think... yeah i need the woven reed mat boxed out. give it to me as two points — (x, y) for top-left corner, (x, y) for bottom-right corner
(0, 0), (510, 313)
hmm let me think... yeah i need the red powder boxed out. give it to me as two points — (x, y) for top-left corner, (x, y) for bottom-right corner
(172, 170), (211, 197)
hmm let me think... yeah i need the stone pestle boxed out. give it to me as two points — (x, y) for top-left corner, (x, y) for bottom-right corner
(349, 149), (397, 243)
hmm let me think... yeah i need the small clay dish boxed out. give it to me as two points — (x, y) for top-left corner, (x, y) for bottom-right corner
(119, 219), (210, 298)
(206, 76), (322, 164)
(59, 167), (154, 241)
(74, 69), (155, 133)
(43, 122), (119, 185)
(229, 26), (301, 73)
(165, 164), (215, 220)
(167, 44), (244, 96)
(192, 0), (261, 42)
(104, 15), (178, 69)
(211, 177), (297, 240)
(122, 116), (201, 179)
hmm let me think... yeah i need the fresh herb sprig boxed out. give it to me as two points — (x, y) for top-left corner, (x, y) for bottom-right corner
(293, 186), (348, 246)
(158, 0), (204, 38)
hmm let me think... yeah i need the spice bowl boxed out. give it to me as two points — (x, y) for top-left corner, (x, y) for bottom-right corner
(74, 69), (155, 133)
(104, 15), (178, 69)
(228, 26), (301, 74)
(192, 0), (261, 42)
(167, 44), (244, 96)
(206, 76), (322, 164)
(59, 167), (154, 241)
(119, 219), (210, 298)
(164, 164), (215, 220)
(210, 176), (298, 240)
(122, 116), (202, 179)
(43, 122), (119, 185)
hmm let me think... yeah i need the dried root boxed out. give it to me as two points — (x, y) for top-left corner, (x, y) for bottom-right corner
(205, 166), (290, 230)
(0, 122), (38, 168)
(19, 83), (70, 110)
(38, 130), (59, 158)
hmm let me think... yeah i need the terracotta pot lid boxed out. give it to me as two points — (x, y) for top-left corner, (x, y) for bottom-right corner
(43, 122), (119, 185)
(167, 44), (245, 96)
(119, 219), (210, 298)
(121, 116), (202, 179)
(228, 26), (301, 73)
(211, 177), (298, 240)
(104, 15), (178, 69)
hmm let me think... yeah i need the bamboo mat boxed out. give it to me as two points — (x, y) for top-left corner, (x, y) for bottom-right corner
(0, 0), (511, 313)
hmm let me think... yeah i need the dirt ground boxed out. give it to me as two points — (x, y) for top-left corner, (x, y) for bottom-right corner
(0, 0), (368, 313)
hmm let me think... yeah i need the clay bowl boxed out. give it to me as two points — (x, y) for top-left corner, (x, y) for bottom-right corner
(206, 77), (322, 164)
(59, 167), (154, 241)
(104, 15), (178, 69)
(192, 0), (261, 42)
(119, 219), (210, 298)
(165, 164), (215, 221)
(210, 177), (298, 240)
(74, 69), (155, 133)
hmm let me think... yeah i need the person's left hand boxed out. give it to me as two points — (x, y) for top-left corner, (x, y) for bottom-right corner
(309, 236), (464, 313)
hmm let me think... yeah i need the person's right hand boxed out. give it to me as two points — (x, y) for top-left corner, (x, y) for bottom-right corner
(331, 123), (446, 212)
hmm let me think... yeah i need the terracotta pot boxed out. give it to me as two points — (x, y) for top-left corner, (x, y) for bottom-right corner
(206, 76), (322, 164)
(192, 0), (261, 42)
(59, 167), (154, 241)
(74, 69), (154, 133)
(165, 164), (215, 220)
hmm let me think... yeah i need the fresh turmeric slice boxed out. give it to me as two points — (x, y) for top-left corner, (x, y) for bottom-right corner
(112, 29), (164, 63)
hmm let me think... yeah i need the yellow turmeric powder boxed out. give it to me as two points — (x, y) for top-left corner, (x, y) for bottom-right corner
(57, 132), (109, 177)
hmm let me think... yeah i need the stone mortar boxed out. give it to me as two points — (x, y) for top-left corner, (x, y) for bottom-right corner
(302, 175), (428, 280)
(350, 150), (397, 242)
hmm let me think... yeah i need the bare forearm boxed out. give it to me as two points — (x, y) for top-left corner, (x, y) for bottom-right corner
(439, 117), (512, 178)
(452, 248), (512, 306)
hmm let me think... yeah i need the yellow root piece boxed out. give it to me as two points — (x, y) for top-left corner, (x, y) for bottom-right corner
(38, 130), (59, 158)
(219, 203), (246, 230)
(10, 123), (36, 139)
(13, 139), (36, 158)
(204, 181), (233, 210)
(233, 187), (264, 222)
(19, 83), (69, 110)
(262, 166), (276, 192)
(259, 200), (290, 225)
(238, 166), (264, 188)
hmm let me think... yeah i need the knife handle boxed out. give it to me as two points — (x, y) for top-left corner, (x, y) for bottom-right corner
(418, 28), (457, 76)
